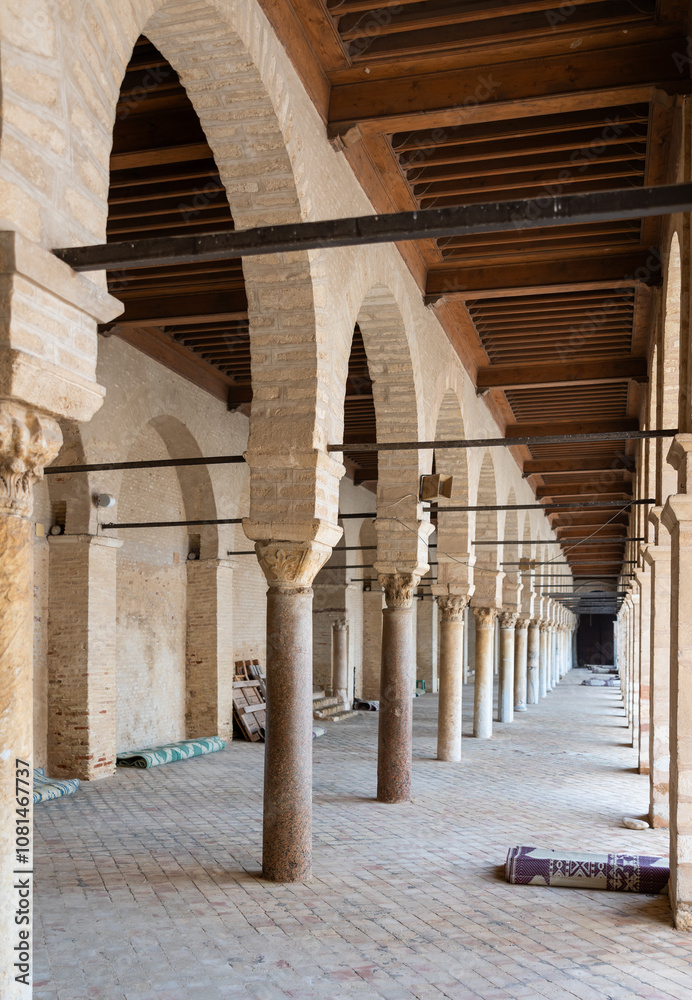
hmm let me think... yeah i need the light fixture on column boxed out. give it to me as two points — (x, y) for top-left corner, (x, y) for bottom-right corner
(95, 493), (115, 508)
(420, 474), (453, 501)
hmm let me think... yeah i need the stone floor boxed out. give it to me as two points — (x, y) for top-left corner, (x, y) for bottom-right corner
(34, 669), (692, 1000)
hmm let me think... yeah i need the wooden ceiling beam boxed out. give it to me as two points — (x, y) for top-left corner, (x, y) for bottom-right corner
(426, 251), (654, 299)
(524, 457), (634, 475)
(507, 418), (638, 439)
(477, 357), (647, 390)
(537, 482), (632, 498)
(327, 40), (686, 137)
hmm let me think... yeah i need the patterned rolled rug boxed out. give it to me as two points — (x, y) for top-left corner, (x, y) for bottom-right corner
(505, 846), (669, 893)
(116, 736), (226, 769)
(33, 768), (81, 804)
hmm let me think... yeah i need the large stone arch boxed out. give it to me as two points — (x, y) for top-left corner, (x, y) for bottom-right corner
(0, 0), (336, 555)
(660, 231), (682, 502)
(431, 388), (473, 594)
(472, 451), (502, 608)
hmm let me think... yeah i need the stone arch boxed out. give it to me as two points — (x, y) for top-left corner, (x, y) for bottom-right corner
(334, 283), (429, 574)
(660, 231), (682, 502)
(0, 0), (332, 549)
(502, 489), (521, 611)
(432, 389), (472, 589)
(472, 451), (502, 607)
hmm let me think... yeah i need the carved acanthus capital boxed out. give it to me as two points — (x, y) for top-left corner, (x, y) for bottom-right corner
(0, 402), (62, 517)
(473, 606), (498, 628)
(499, 611), (519, 630)
(538, 619), (551, 631)
(378, 572), (420, 609)
(438, 595), (468, 622)
(515, 617), (530, 631)
(255, 541), (331, 593)
(332, 617), (348, 631)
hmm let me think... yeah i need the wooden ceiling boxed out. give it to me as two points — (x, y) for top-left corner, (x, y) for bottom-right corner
(255, 0), (691, 583)
(104, 7), (692, 585)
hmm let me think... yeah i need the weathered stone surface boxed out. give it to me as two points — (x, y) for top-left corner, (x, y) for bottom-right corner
(623, 816), (650, 830)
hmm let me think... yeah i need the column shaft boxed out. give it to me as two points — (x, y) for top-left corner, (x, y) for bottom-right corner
(527, 622), (540, 704)
(263, 588), (314, 881)
(514, 621), (529, 712)
(436, 598), (466, 762)
(647, 546), (671, 828)
(473, 609), (496, 738)
(498, 613), (518, 723)
(378, 605), (414, 801)
(332, 620), (349, 704)
(539, 625), (549, 698)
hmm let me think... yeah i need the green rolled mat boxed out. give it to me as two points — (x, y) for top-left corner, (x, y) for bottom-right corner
(116, 736), (226, 768)
(33, 768), (81, 804)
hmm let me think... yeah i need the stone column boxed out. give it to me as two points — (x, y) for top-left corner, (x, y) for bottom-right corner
(473, 608), (497, 738)
(47, 533), (122, 779)
(636, 567), (651, 775)
(498, 612), (518, 723)
(436, 595), (468, 762)
(643, 514), (671, 829)
(255, 542), (332, 882)
(527, 620), (540, 704)
(514, 617), (529, 712)
(331, 618), (349, 705)
(377, 573), (419, 802)
(0, 405), (61, 997)
(539, 621), (550, 698)
(186, 557), (234, 740)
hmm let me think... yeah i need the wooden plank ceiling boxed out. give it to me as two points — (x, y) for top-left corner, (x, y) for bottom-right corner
(105, 6), (692, 583)
(253, 0), (691, 583)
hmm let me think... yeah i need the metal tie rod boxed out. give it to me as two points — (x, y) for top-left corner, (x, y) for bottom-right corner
(101, 517), (243, 529)
(329, 429), (677, 453)
(53, 185), (692, 271)
(46, 455), (245, 475)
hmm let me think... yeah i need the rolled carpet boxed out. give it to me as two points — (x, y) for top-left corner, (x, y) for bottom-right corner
(582, 677), (620, 687)
(505, 846), (669, 893)
(33, 768), (81, 804)
(116, 736), (226, 768)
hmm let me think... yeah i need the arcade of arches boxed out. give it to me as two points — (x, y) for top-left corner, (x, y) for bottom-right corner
(2, 1), (692, 996)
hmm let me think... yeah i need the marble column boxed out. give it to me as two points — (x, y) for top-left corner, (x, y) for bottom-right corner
(498, 612), (518, 723)
(377, 573), (418, 802)
(436, 596), (468, 762)
(539, 621), (549, 698)
(643, 521), (671, 829)
(47, 533), (122, 778)
(473, 608), (497, 738)
(0, 404), (61, 996)
(331, 618), (349, 705)
(514, 618), (529, 712)
(256, 542), (332, 882)
(636, 567), (651, 775)
(527, 620), (540, 705)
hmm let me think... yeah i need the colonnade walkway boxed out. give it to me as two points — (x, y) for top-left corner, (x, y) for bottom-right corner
(34, 671), (690, 1000)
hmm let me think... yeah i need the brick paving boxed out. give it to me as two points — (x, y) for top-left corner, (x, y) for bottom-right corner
(34, 668), (691, 1000)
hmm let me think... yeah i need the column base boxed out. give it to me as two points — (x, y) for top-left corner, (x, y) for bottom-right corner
(514, 703), (528, 712)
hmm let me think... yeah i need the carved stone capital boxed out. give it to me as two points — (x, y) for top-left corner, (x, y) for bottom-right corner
(255, 541), (331, 593)
(332, 617), (348, 631)
(0, 402), (61, 516)
(499, 611), (519, 630)
(378, 572), (420, 609)
(474, 606), (498, 628)
(538, 619), (551, 631)
(515, 617), (530, 631)
(438, 595), (468, 622)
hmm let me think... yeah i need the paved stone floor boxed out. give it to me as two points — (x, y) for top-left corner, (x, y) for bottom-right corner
(34, 669), (692, 1000)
